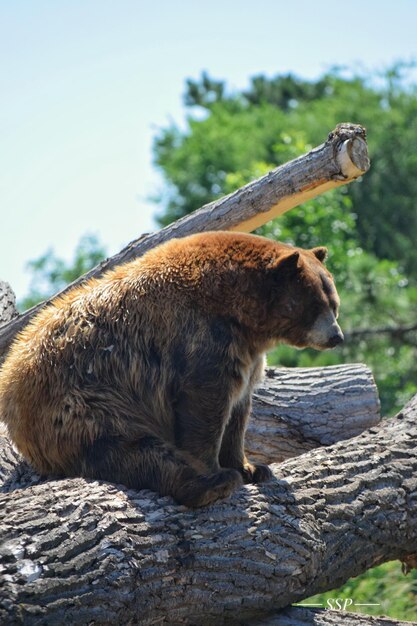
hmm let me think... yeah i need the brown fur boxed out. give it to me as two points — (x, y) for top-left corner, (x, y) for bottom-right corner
(0, 232), (342, 507)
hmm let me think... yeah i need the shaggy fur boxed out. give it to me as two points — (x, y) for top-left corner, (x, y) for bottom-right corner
(0, 232), (342, 507)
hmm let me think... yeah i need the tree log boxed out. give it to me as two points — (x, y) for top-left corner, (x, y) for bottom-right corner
(252, 607), (415, 626)
(1, 386), (415, 625)
(249, 364), (380, 462)
(0, 123), (369, 360)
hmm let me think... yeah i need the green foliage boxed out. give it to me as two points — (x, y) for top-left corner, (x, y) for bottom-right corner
(19, 234), (107, 311)
(305, 561), (417, 620)
(184, 71), (225, 108)
(243, 73), (332, 111)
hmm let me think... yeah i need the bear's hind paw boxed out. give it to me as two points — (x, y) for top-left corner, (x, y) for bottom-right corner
(242, 462), (273, 484)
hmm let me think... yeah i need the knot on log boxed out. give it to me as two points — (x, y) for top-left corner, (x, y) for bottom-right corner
(327, 122), (367, 142)
(327, 123), (370, 181)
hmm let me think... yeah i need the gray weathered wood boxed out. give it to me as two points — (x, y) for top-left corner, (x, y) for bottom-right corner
(0, 282), (18, 369)
(0, 390), (415, 625)
(249, 364), (380, 462)
(0, 282), (17, 328)
(0, 123), (369, 360)
(250, 607), (416, 626)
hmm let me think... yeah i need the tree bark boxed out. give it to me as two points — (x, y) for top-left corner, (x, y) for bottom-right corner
(248, 364), (380, 462)
(0, 123), (369, 361)
(0, 281), (17, 327)
(1, 387), (415, 625)
(252, 607), (415, 626)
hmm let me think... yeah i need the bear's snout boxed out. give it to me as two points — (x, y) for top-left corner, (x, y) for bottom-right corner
(326, 328), (344, 348)
(306, 311), (344, 350)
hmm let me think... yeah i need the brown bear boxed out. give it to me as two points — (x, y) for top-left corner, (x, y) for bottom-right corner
(0, 231), (343, 507)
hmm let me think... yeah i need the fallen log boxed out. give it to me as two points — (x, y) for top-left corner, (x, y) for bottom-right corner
(0, 281), (17, 327)
(0, 123), (369, 360)
(0, 391), (415, 625)
(252, 607), (416, 625)
(248, 364), (380, 462)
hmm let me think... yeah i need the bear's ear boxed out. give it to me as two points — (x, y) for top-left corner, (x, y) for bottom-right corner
(276, 251), (300, 274)
(311, 246), (328, 263)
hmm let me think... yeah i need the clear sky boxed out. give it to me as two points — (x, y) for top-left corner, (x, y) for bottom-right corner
(1, 0), (417, 299)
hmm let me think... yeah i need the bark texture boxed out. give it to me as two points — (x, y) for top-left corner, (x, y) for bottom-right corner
(0, 389), (415, 625)
(252, 607), (415, 625)
(0, 123), (369, 360)
(249, 364), (380, 462)
(0, 281), (17, 328)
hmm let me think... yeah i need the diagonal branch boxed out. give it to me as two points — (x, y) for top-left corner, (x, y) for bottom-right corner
(0, 123), (369, 360)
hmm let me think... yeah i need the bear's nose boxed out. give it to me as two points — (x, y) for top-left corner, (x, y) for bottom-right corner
(327, 330), (344, 348)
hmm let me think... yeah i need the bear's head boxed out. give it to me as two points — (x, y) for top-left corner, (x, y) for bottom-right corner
(270, 246), (344, 351)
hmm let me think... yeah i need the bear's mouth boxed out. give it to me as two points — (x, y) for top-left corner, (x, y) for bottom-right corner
(306, 336), (344, 351)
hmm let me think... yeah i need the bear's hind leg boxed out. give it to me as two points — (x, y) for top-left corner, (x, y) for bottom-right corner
(81, 434), (243, 508)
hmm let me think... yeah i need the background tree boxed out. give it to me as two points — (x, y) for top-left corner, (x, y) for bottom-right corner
(19, 234), (107, 311)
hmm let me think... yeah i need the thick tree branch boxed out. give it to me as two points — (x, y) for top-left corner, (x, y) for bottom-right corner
(0, 389), (415, 625)
(251, 606), (415, 626)
(0, 123), (369, 360)
(248, 364), (380, 462)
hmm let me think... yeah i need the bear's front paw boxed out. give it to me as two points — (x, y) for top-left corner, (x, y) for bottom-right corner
(241, 462), (273, 484)
(176, 468), (243, 508)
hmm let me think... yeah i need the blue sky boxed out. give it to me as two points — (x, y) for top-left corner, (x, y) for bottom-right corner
(1, 0), (417, 299)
